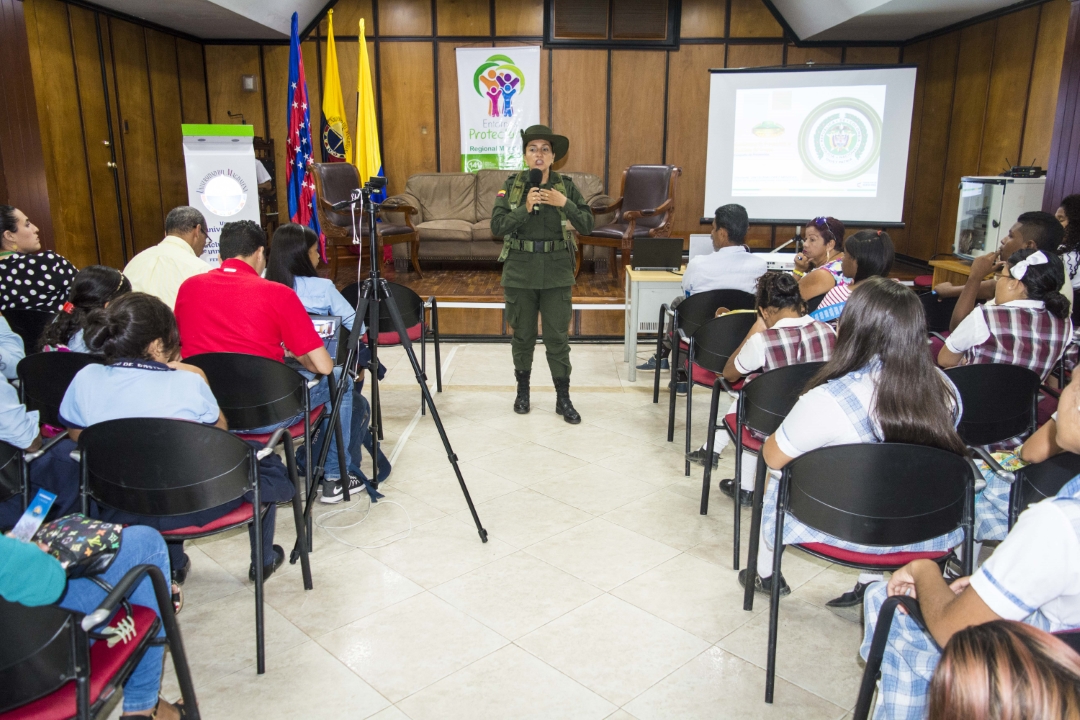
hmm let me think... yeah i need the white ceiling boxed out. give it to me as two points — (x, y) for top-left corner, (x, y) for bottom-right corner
(87, 0), (328, 40)
(770, 0), (1044, 43)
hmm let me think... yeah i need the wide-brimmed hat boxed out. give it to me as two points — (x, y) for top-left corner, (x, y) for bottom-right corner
(521, 125), (569, 162)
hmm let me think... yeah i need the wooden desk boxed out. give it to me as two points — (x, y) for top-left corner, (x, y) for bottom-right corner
(929, 257), (994, 287)
(624, 267), (685, 382)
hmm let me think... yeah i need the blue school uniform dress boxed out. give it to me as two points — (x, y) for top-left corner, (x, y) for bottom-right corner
(0, 317), (25, 381)
(293, 276), (358, 331)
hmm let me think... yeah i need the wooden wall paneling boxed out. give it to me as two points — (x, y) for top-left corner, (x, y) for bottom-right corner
(905, 33), (960, 261)
(436, 0), (489, 36)
(262, 45), (290, 212)
(302, 40), (321, 158)
(98, 15), (136, 263)
(379, 42), (437, 195)
(176, 38), (209, 123)
(378, 0), (432, 35)
(607, 50), (666, 187)
(728, 0), (784, 38)
(204, 45), (265, 137)
(495, 0), (543, 36)
(785, 46), (841, 66)
(680, 0), (727, 38)
(665, 44), (725, 239)
(67, 4), (126, 268)
(22, 0), (96, 264)
(1024, 0), (1070, 175)
(978, 8), (1039, 176)
(7, 0), (58, 253)
(437, 41), (492, 172)
(893, 41), (928, 257)
(844, 46), (901, 64)
(495, 41), (548, 125)
(144, 29), (187, 218)
(550, 49), (608, 179)
(934, 22), (996, 256)
(319, 0), (373, 36)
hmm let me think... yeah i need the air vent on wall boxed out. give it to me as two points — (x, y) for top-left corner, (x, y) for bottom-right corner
(546, 0), (680, 49)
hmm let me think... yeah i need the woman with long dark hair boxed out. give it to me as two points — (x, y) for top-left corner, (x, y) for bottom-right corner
(0, 205), (77, 312)
(1055, 194), (1080, 291)
(265, 223), (356, 330)
(744, 277), (968, 608)
(39, 265), (131, 352)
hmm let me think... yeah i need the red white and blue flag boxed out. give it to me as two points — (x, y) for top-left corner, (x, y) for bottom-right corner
(286, 12), (324, 257)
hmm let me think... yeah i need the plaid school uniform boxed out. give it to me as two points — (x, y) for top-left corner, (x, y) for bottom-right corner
(750, 320), (837, 382)
(861, 474), (1080, 720)
(964, 305), (1072, 382)
(761, 363), (966, 555)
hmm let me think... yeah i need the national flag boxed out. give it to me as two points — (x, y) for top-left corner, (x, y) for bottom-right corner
(355, 19), (390, 261)
(286, 12), (324, 258)
(320, 9), (352, 164)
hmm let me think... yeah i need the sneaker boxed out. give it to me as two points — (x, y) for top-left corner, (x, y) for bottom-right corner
(248, 544), (285, 582)
(825, 581), (870, 608)
(738, 569), (791, 597)
(636, 355), (670, 371)
(687, 448), (721, 468)
(719, 478), (753, 507)
(668, 379), (688, 395)
(320, 474), (364, 504)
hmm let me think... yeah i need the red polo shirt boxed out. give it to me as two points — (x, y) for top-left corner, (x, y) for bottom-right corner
(174, 258), (323, 361)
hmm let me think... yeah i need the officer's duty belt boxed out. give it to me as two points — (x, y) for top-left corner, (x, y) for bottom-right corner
(505, 237), (567, 253)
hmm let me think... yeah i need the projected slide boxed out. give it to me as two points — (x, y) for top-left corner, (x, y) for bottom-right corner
(732, 85), (886, 198)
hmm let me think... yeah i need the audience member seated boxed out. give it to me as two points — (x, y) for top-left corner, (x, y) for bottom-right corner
(809, 229), (895, 324)
(0, 205), (77, 312)
(687, 273), (836, 483)
(940, 211), (1072, 331)
(792, 216), (848, 306)
(60, 293), (295, 582)
(744, 278), (967, 610)
(39, 265), (131, 352)
(0, 311), (25, 380)
(938, 249), (1071, 386)
(637, 203), (766, 373)
(123, 206), (211, 309)
(174, 220), (378, 503)
(927, 621), (1080, 720)
(0, 526), (184, 719)
(265, 222), (390, 488)
(1055, 194), (1080, 297)
(861, 373), (1080, 719)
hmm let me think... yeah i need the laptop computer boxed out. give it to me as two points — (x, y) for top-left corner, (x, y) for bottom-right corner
(308, 314), (343, 360)
(688, 234), (713, 261)
(631, 237), (683, 271)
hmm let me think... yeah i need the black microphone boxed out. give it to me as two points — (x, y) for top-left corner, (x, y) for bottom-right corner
(528, 168), (543, 215)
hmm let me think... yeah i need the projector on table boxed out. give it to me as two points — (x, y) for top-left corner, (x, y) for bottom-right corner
(764, 252), (796, 272)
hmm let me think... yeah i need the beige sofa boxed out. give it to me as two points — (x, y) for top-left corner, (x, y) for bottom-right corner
(382, 169), (614, 265)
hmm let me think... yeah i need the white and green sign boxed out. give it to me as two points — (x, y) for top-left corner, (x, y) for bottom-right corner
(456, 47), (540, 172)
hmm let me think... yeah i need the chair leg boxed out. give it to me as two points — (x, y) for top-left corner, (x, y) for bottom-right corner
(431, 300), (442, 392)
(410, 237), (423, 277)
(620, 246), (631, 280)
(853, 596), (924, 720)
(652, 305), (667, 404)
(701, 380), (722, 515)
(252, 473), (265, 674)
(684, 367), (693, 477)
(420, 326), (427, 416)
(148, 567), (200, 719)
(765, 482), (788, 704)
(733, 430), (743, 571)
(744, 454), (768, 612)
(667, 339), (680, 442)
(283, 436), (313, 588)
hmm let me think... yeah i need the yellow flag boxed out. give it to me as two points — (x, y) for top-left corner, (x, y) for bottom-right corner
(320, 10), (352, 164)
(355, 18), (382, 186)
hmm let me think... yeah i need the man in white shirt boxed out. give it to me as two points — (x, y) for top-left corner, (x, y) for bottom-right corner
(123, 207), (211, 309)
(637, 204), (767, 372)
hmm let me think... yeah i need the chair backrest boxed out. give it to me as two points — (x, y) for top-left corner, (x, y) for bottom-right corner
(676, 289), (756, 338)
(921, 293), (958, 334)
(17, 352), (105, 428)
(0, 598), (76, 713)
(341, 281), (425, 331)
(4, 309), (54, 351)
(620, 165), (677, 230)
(783, 443), (971, 547)
(311, 162), (362, 230)
(0, 439), (20, 505)
(402, 173), (477, 224)
(945, 364), (1041, 446)
(740, 362), (827, 436)
(81, 418), (254, 517)
(689, 312), (758, 373)
(183, 352), (306, 432)
(1010, 452), (1080, 526)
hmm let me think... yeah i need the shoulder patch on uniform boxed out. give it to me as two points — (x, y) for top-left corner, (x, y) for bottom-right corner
(497, 190), (506, 197)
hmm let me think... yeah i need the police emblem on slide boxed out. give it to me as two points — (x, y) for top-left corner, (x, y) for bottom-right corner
(798, 98), (882, 182)
(323, 117), (350, 160)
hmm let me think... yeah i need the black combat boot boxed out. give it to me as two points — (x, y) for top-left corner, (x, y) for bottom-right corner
(514, 370), (531, 414)
(553, 377), (581, 424)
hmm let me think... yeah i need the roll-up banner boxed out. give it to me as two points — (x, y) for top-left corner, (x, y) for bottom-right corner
(456, 46), (541, 172)
(181, 124), (262, 266)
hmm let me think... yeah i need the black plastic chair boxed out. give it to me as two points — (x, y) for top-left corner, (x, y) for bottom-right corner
(17, 352), (104, 429)
(669, 312), (757, 475)
(184, 352), (335, 560)
(652, 289), (756, 403)
(921, 292), (958, 335)
(0, 564), (199, 720)
(701, 362), (826, 571)
(78, 418), (311, 675)
(1007, 452), (1080, 530)
(0, 440), (21, 510)
(742, 443), (977, 703)
(4, 309), (53, 350)
(945, 365), (1041, 474)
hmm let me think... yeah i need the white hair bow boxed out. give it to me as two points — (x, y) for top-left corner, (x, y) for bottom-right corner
(1010, 250), (1048, 280)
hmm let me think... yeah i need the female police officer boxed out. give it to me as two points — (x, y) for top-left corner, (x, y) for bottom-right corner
(491, 125), (595, 423)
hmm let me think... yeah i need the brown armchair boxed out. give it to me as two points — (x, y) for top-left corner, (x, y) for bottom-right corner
(310, 163), (422, 280)
(576, 164), (681, 278)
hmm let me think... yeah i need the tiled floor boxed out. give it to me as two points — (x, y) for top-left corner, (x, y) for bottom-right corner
(146, 343), (867, 719)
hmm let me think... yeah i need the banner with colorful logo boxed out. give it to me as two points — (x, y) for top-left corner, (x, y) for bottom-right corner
(455, 46), (540, 172)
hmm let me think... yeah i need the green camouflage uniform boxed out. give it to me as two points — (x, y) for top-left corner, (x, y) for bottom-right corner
(491, 170), (595, 378)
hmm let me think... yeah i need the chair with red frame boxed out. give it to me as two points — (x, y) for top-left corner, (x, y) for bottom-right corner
(742, 442), (976, 704)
